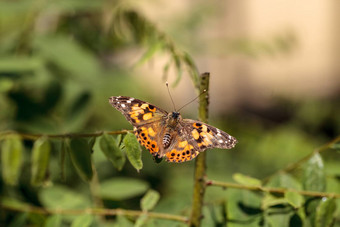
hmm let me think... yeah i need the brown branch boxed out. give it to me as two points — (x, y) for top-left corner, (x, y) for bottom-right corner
(207, 180), (340, 199)
(0, 130), (132, 141)
(1, 203), (189, 223)
(190, 72), (210, 227)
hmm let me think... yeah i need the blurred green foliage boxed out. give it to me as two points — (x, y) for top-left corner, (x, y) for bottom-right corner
(0, 0), (339, 226)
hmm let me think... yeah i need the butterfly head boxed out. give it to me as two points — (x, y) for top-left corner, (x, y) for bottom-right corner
(166, 111), (181, 128)
(171, 111), (180, 119)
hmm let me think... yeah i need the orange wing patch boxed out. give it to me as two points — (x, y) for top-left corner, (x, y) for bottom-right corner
(143, 112), (153, 121)
(165, 143), (199, 163)
(134, 126), (160, 156)
(192, 122), (215, 148)
(129, 103), (158, 124)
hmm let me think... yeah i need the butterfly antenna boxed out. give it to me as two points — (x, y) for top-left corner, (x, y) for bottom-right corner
(177, 89), (207, 112)
(166, 82), (177, 111)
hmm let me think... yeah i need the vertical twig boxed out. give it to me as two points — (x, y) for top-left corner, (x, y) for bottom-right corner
(190, 72), (210, 227)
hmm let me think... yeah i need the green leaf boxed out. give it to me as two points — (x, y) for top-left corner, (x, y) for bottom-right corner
(330, 141), (340, 152)
(135, 213), (148, 227)
(201, 206), (218, 227)
(39, 185), (91, 210)
(172, 55), (182, 87)
(0, 56), (43, 73)
(233, 173), (262, 187)
(262, 194), (287, 209)
(141, 189), (160, 211)
(99, 133), (125, 171)
(315, 197), (336, 227)
(113, 215), (134, 227)
(284, 191), (304, 208)
(44, 215), (62, 227)
(8, 213), (28, 227)
(123, 132), (143, 172)
(66, 138), (93, 182)
(303, 153), (326, 192)
(226, 189), (262, 227)
(99, 178), (149, 200)
(71, 215), (93, 227)
(0, 78), (14, 93)
(34, 35), (101, 80)
(264, 212), (292, 227)
(305, 198), (321, 226)
(135, 41), (163, 67)
(39, 185), (91, 222)
(116, 134), (122, 147)
(31, 137), (51, 186)
(26, 213), (45, 226)
(162, 59), (172, 82)
(1, 135), (24, 185)
(265, 173), (302, 190)
(289, 213), (303, 227)
(1, 197), (31, 210)
(65, 92), (91, 131)
(183, 52), (199, 87)
(60, 140), (66, 181)
(210, 204), (225, 225)
(88, 137), (96, 153)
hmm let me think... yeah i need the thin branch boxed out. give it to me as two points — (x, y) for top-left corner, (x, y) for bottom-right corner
(190, 73), (210, 227)
(262, 135), (340, 183)
(1, 204), (189, 223)
(207, 180), (340, 199)
(0, 130), (132, 141)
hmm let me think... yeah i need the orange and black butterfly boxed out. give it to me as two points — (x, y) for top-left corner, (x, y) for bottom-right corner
(109, 96), (237, 163)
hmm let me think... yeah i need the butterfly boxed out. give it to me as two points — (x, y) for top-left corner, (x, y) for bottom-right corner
(109, 96), (237, 163)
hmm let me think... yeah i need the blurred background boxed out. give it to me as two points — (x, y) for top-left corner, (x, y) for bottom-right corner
(0, 0), (339, 226)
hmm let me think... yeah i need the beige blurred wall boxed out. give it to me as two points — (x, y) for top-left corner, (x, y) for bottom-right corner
(134, 0), (340, 112)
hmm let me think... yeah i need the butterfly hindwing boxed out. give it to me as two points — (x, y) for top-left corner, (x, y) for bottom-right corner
(133, 122), (164, 157)
(164, 135), (200, 163)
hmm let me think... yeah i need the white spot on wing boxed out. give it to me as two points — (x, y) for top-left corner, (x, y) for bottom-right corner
(121, 104), (126, 108)
(218, 139), (223, 143)
(127, 100), (131, 103)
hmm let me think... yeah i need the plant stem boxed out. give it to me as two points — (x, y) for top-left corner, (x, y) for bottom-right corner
(190, 72), (210, 227)
(207, 180), (340, 198)
(0, 203), (189, 223)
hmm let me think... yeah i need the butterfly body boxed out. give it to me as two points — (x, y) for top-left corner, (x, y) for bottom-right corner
(109, 96), (237, 163)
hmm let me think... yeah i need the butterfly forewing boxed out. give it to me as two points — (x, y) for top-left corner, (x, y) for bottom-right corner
(133, 121), (165, 157)
(163, 119), (237, 163)
(109, 96), (167, 126)
(109, 96), (166, 158)
(183, 119), (237, 148)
